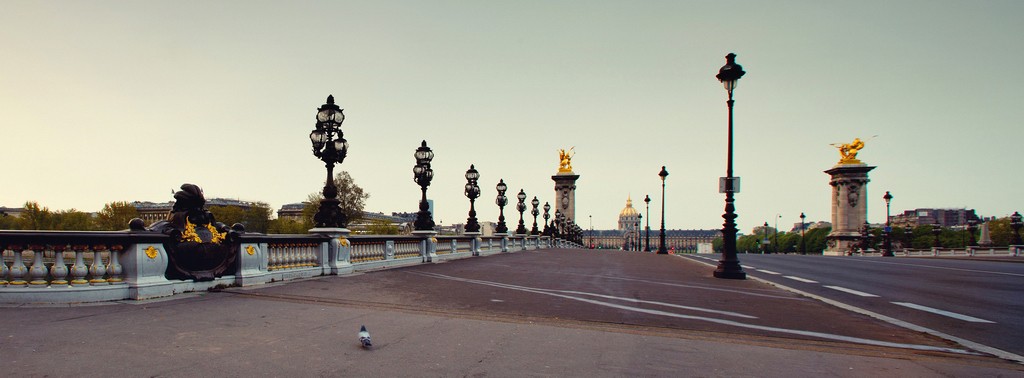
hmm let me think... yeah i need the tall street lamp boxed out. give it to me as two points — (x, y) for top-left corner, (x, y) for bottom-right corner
(463, 165), (481, 233)
(1011, 211), (1023, 245)
(412, 141), (435, 231)
(714, 53), (746, 279)
(589, 214), (593, 248)
(530, 197), (540, 235)
(774, 214), (780, 254)
(495, 180), (509, 234)
(644, 195), (651, 252)
(309, 95), (350, 228)
(763, 221), (769, 254)
(799, 212), (806, 255)
(542, 202), (551, 236)
(967, 219), (978, 246)
(657, 166), (669, 254)
(515, 189), (528, 235)
(882, 191), (893, 256)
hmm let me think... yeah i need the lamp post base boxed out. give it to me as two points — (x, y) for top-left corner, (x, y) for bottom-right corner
(713, 261), (747, 279)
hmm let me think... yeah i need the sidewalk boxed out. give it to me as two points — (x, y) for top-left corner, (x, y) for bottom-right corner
(2, 249), (1021, 377)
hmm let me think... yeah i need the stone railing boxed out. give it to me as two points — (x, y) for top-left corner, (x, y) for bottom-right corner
(895, 246), (1022, 257)
(1, 230), (568, 304)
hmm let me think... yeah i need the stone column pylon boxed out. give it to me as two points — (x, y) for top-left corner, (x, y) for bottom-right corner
(824, 164), (875, 255)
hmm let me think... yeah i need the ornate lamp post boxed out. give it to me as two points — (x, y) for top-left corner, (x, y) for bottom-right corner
(644, 195), (651, 252)
(530, 197), (540, 235)
(714, 53), (746, 279)
(882, 191), (893, 256)
(495, 180), (509, 234)
(932, 223), (942, 248)
(309, 95), (350, 228)
(657, 166), (669, 254)
(463, 165), (481, 233)
(515, 189), (528, 235)
(762, 221), (769, 254)
(412, 141), (435, 231)
(967, 219), (978, 246)
(542, 202), (551, 236)
(1011, 211), (1023, 245)
(799, 212), (806, 255)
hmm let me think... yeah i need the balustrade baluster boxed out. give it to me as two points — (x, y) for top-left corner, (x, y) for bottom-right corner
(107, 245), (124, 284)
(70, 245), (89, 285)
(306, 243), (316, 267)
(8, 245), (28, 286)
(50, 245), (69, 286)
(89, 245), (108, 285)
(0, 246), (9, 285)
(269, 244), (279, 270)
(28, 244), (49, 287)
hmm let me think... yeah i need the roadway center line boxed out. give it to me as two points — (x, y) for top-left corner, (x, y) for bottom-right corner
(824, 285), (879, 297)
(756, 269), (781, 275)
(836, 259), (1024, 277)
(784, 276), (818, 283)
(892, 302), (996, 323)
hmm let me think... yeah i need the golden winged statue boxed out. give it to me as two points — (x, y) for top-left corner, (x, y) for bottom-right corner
(558, 147), (575, 173)
(829, 138), (865, 164)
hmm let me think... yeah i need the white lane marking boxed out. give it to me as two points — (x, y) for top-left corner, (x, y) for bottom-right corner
(744, 265), (757, 269)
(412, 271), (974, 355)
(784, 276), (818, 283)
(757, 269), (781, 275)
(892, 302), (995, 324)
(838, 259), (1024, 278)
(824, 286), (879, 297)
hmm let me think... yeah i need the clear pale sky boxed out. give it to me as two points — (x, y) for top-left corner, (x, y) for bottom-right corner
(2, 1), (1022, 232)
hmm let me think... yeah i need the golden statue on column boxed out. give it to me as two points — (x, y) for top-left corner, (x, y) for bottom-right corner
(558, 147), (575, 173)
(830, 138), (866, 165)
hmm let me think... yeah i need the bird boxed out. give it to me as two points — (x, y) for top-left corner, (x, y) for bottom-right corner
(358, 325), (372, 348)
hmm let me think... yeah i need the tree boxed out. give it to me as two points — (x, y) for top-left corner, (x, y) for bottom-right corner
(267, 218), (310, 234)
(95, 201), (141, 231)
(365, 219), (400, 235)
(20, 202), (54, 230)
(209, 202), (273, 233)
(304, 171), (369, 226)
(54, 209), (95, 231)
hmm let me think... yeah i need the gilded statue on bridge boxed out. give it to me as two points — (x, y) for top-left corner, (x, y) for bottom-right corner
(830, 138), (866, 165)
(558, 147), (575, 173)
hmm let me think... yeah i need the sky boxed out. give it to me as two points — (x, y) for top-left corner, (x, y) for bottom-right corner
(2, 1), (1022, 233)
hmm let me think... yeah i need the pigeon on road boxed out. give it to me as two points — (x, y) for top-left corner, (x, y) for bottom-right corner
(359, 325), (372, 348)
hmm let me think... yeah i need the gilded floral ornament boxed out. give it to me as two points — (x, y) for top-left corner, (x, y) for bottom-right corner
(338, 237), (350, 247)
(246, 245), (256, 256)
(181, 218), (227, 244)
(145, 246), (159, 259)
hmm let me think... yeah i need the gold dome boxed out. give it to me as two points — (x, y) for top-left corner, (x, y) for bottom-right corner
(619, 196), (639, 218)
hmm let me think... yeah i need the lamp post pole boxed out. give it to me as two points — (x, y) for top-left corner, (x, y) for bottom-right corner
(763, 221), (769, 254)
(530, 197), (540, 235)
(799, 212), (806, 254)
(932, 223), (942, 248)
(589, 214), (593, 249)
(774, 214), (780, 254)
(1011, 211), (1023, 245)
(515, 190), (528, 235)
(542, 202), (551, 236)
(882, 191), (893, 256)
(657, 166), (669, 254)
(644, 195), (651, 252)
(308, 95), (350, 228)
(464, 165), (481, 233)
(412, 141), (435, 231)
(714, 53), (746, 279)
(495, 180), (508, 234)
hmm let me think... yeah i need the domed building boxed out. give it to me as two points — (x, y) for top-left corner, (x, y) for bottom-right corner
(618, 196), (641, 250)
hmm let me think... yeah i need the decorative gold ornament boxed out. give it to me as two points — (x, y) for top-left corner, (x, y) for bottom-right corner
(246, 245), (256, 256)
(830, 138), (865, 165)
(145, 246), (159, 259)
(181, 218), (227, 244)
(557, 147), (575, 173)
(338, 237), (350, 247)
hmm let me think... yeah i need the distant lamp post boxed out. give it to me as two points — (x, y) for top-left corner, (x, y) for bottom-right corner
(309, 95), (350, 228)
(1011, 211), (1023, 245)
(463, 165), (481, 233)
(542, 202), (551, 236)
(882, 191), (893, 256)
(634, 221), (640, 251)
(412, 141), (435, 231)
(530, 197), (540, 235)
(495, 180), (509, 234)
(799, 212), (806, 255)
(967, 219), (978, 246)
(860, 221), (871, 252)
(762, 221), (769, 254)
(714, 53), (746, 279)
(657, 166), (669, 254)
(515, 189), (528, 235)
(644, 195), (651, 252)
(932, 223), (942, 248)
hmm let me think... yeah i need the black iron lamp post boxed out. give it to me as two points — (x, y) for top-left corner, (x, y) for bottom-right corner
(644, 195), (651, 252)
(1011, 211), (1023, 245)
(714, 53), (746, 279)
(309, 95), (350, 228)
(463, 164), (481, 233)
(967, 219), (978, 247)
(515, 190), (528, 235)
(657, 166), (669, 254)
(932, 223), (942, 248)
(495, 180), (509, 234)
(882, 191), (893, 256)
(799, 212), (806, 255)
(412, 141), (435, 231)
(763, 221), (769, 254)
(542, 202), (551, 236)
(530, 197), (540, 235)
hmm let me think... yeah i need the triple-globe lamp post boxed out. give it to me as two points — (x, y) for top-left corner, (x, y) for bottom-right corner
(644, 195), (651, 252)
(464, 165), (481, 233)
(309, 95), (349, 228)
(413, 141), (435, 231)
(515, 190), (528, 235)
(530, 197), (540, 235)
(713, 53), (747, 279)
(882, 191), (893, 256)
(495, 180), (509, 234)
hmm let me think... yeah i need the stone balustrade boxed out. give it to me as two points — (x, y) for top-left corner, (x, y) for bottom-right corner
(1, 230), (571, 304)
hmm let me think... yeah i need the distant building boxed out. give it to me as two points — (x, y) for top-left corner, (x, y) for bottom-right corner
(579, 196), (718, 251)
(891, 208), (981, 228)
(0, 206), (22, 218)
(133, 198), (257, 225)
(276, 202), (307, 221)
(789, 221), (831, 233)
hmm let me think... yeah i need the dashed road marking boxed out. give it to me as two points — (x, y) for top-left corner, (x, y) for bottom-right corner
(757, 269), (781, 275)
(892, 302), (995, 323)
(784, 276), (818, 283)
(824, 285), (879, 297)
